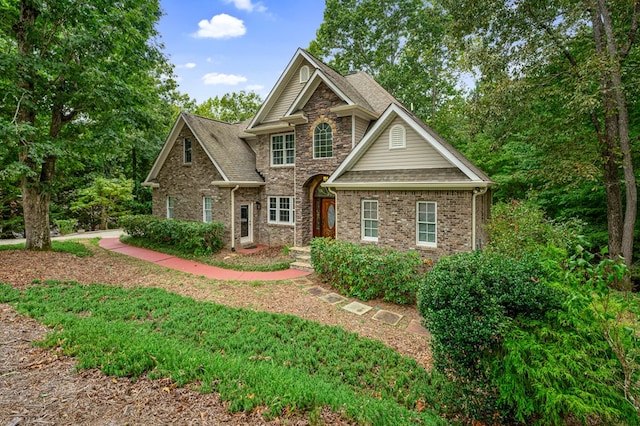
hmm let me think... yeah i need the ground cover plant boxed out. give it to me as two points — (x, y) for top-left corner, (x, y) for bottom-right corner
(0, 281), (444, 425)
(0, 240), (93, 258)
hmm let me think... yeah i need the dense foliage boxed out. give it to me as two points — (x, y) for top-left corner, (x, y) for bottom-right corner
(119, 215), (224, 255)
(311, 238), (422, 305)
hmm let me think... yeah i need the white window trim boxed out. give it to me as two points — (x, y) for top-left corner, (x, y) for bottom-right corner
(389, 124), (406, 150)
(270, 132), (295, 167)
(268, 196), (295, 225)
(361, 199), (378, 242)
(184, 138), (192, 164)
(166, 196), (174, 219)
(203, 196), (212, 223)
(313, 122), (333, 159)
(416, 201), (437, 247)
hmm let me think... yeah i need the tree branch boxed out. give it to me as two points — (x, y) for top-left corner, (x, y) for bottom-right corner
(620, 0), (640, 59)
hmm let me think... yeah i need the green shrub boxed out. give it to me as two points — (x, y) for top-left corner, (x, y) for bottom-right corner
(418, 251), (561, 420)
(486, 199), (584, 260)
(119, 215), (224, 255)
(54, 219), (78, 235)
(311, 238), (421, 305)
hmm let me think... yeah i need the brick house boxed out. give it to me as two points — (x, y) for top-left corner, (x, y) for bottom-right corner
(143, 49), (494, 259)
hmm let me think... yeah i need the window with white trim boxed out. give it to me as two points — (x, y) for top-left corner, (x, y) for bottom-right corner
(271, 133), (295, 166)
(313, 122), (333, 158)
(167, 196), (175, 219)
(268, 196), (295, 225)
(184, 138), (192, 163)
(417, 201), (437, 246)
(389, 124), (406, 149)
(203, 197), (213, 223)
(361, 200), (378, 241)
(299, 65), (310, 83)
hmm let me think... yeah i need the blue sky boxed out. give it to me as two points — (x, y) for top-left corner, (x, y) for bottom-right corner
(157, 0), (326, 103)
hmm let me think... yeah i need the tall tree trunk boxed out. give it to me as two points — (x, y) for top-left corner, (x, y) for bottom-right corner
(589, 0), (638, 267)
(22, 179), (51, 250)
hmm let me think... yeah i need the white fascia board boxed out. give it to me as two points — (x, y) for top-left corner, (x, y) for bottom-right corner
(285, 70), (354, 117)
(211, 181), (266, 188)
(322, 181), (491, 190)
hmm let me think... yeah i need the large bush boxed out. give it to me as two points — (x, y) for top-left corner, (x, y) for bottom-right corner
(418, 249), (640, 424)
(311, 238), (422, 305)
(119, 215), (224, 255)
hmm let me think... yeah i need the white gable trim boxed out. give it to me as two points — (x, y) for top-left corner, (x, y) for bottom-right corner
(327, 104), (483, 184)
(248, 48), (320, 130)
(284, 69), (354, 117)
(143, 113), (229, 183)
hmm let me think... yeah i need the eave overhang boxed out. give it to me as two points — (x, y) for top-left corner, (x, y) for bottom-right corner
(243, 123), (295, 135)
(322, 181), (492, 191)
(211, 181), (266, 188)
(330, 104), (378, 120)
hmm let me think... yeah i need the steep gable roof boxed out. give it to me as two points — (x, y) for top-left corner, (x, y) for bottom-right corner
(326, 103), (494, 189)
(144, 113), (263, 185)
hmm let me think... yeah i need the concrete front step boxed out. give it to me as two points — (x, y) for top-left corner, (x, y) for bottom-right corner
(290, 261), (314, 272)
(289, 246), (313, 272)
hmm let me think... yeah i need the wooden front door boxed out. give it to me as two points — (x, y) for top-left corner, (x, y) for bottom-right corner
(314, 197), (336, 238)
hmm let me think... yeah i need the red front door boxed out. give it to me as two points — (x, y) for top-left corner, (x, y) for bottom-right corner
(314, 197), (336, 238)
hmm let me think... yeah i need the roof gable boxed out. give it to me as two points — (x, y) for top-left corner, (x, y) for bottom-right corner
(327, 104), (493, 187)
(144, 113), (263, 184)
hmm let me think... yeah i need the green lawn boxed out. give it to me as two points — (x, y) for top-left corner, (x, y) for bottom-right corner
(0, 281), (445, 425)
(0, 240), (94, 257)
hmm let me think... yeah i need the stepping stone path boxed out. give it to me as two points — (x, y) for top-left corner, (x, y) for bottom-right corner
(304, 285), (429, 336)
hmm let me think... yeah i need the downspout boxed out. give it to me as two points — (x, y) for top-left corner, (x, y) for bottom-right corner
(230, 185), (240, 251)
(472, 187), (488, 251)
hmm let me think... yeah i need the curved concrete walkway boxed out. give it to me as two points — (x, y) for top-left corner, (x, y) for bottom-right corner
(98, 238), (311, 281)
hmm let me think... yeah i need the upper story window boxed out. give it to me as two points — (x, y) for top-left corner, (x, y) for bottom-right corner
(417, 201), (437, 246)
(313, 122), (333, 158)
(167, 196), (175, 219)
(299, 65), (310, 83)
(203, 196), (213, 223)
(271, 133), (295, 166)
(184, 138), (192, 163)
(361, 199), (378, 241)
(389, 124), (406, 149)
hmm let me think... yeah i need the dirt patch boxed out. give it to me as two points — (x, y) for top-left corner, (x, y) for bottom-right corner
(0, 243), (431, 425)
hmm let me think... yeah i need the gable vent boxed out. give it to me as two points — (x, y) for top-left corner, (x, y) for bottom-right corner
(299, 65), (310, 83)
(389, 124), (406, 149)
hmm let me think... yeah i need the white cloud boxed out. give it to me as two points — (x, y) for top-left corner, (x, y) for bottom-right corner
(176, 62), (197, 69)
(202, 73), (248, 85)
(193, 14), (246, 39)
(224, 0), (267, 13)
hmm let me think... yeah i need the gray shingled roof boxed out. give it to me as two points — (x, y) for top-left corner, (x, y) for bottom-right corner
(182, 113), (263, 183)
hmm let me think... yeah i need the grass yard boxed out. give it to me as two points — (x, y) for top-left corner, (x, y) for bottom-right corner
(0, 281), (444, 425)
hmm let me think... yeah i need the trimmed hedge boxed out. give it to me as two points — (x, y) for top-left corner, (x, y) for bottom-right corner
(119, 215), (224, 255)
(311, 238), (422, 305)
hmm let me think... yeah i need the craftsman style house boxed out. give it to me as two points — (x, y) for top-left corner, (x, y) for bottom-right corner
(143, 49), (493, 259)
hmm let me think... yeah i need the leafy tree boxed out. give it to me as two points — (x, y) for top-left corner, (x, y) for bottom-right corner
(194, 91), (262, 122)
(0, 0), (172, 250)
(443, 0), (639, 267)
(70, 177), (134, 231)
(308, 0), (459, 124)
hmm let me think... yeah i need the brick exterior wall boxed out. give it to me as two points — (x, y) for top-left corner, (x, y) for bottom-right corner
(336, 189), (477, 259)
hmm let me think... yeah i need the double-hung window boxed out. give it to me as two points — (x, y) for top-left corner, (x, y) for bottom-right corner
(313, 122), (333, 158)
(271, 133), (295, 166)
(203, 197), (213, 223)
(417, 201), (437, 246)
(167, 196), (175, 219)
(184, 138), (192, 164)
(361, 200), (378, 241)
(268, 196), (294, 225)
